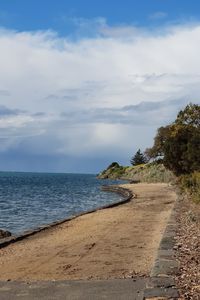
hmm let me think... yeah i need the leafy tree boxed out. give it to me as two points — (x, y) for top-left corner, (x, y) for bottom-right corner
(145, 126), (171, 160)
(175, 103), (200, 127)
(145, 103), (200, 175)
(130, 149), (147, 166)
(163, 126), (196, 175)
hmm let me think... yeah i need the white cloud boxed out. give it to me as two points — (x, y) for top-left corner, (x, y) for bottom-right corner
(0, 22), (200, 171)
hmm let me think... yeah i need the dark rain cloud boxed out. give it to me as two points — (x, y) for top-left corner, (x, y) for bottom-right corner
(60, 98), (195, 126)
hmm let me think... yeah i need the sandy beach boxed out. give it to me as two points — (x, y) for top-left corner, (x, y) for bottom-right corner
(0, 183), (177, 281)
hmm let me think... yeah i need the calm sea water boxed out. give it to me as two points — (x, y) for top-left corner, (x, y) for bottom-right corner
(0, 172), (125, 235)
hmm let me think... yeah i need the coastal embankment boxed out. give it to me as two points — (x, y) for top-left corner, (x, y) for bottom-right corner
(98, 162), (175, 183)
(0, 183), (176, 281)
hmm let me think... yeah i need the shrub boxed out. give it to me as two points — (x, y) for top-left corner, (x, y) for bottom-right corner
(107, 162), (120, 169)
(179, 172), (200, 203)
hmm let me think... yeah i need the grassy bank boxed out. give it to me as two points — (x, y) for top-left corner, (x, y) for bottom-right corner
(98, 162), (175, 183)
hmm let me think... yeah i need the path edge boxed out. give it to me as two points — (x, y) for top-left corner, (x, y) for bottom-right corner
(143, 186), (180, 299)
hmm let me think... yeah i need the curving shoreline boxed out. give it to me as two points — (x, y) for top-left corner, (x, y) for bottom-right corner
(0, 183), (177, 281)
(0, 185), (133, 250)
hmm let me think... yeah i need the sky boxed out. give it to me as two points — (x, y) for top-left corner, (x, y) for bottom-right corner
(0, 0), (200, 173)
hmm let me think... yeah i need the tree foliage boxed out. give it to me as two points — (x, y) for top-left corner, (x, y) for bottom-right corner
(175, 103), (200, 127)
(145, 126), (171, 159)
(130, 149), (147, 166)
(146, 103), (200, 176)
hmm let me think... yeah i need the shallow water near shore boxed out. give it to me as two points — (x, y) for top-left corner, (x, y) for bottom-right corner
(0, 172), (125, 235)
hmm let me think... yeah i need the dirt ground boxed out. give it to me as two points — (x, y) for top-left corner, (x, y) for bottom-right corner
(0, 183), (177, 281)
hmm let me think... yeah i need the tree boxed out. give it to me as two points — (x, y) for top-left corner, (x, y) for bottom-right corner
(175, 103), (200, 127)
(145, 103), (200, 176)
(162, 124), (200, 175)
(130, 149), (147, 166)
(145, 125), (171, 160)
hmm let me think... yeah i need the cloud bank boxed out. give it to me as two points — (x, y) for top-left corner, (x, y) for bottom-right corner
(0, 22), (200, 172)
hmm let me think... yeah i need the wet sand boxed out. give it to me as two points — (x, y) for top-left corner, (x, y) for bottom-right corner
(0, 183), (177, 281)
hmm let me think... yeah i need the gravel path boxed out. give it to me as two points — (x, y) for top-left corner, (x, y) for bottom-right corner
(175, 196), (200, 300)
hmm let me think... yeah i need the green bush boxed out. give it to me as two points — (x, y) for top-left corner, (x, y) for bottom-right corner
(107, 162), (120, 169)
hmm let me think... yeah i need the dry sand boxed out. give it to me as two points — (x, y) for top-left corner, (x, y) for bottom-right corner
(0, 183), (177, 281)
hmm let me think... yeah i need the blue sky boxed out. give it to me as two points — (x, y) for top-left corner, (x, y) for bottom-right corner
(1, 0), (200, 35)
(0, 0), (200, 173)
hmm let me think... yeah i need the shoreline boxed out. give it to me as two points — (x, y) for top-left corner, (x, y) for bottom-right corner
(0, 185), (133, 250)
(0, 183), (177, 281)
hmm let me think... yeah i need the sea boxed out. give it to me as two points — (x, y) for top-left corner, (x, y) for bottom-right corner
(0, 172), (125, 235)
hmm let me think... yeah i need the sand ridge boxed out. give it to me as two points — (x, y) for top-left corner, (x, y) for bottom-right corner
(0, 183), (177, 281)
